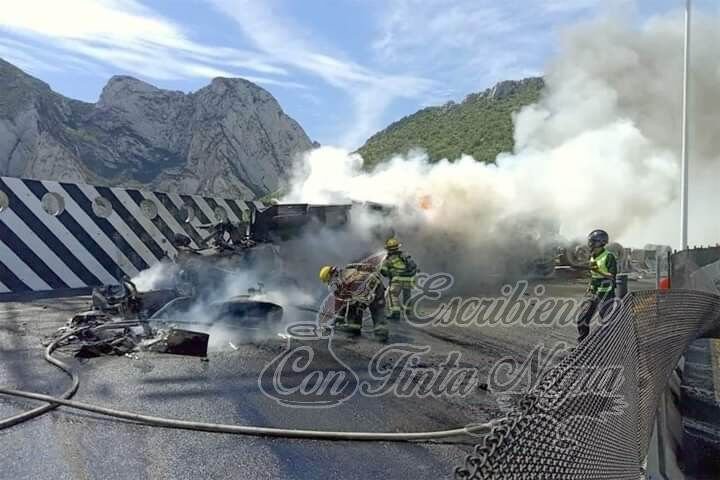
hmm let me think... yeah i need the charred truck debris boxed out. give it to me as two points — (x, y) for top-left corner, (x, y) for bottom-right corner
(57, 279), (210, 358)
(52, 202), (357, 361)
(57, 196), (671, 364)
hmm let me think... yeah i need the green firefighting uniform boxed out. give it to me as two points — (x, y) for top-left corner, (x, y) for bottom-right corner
(577, 248), (617, 342)
(380, 251), (417, 319)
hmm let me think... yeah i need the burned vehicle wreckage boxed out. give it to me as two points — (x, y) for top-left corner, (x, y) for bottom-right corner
(57, 203), (351, 359)
(55, 197), (671, 361)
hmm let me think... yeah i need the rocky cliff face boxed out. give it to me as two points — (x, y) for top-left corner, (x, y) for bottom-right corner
(0, 58), (313, 198)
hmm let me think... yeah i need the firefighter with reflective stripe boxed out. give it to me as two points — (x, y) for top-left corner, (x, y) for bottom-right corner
(319, 264), (388, 340)
(380, 238), (418, 320)
(576, 229), (618, 343)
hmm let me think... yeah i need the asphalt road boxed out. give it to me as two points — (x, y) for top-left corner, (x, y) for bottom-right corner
(0, 276), (623, 480)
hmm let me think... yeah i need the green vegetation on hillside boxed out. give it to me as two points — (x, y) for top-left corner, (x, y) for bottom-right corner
(357, 78), (544, 168)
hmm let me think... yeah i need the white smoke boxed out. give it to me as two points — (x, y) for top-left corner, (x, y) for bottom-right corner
(177, 274), (316, 351)
(131, 260), (179, 292)
(136, 10), (720, 327)
(131, 251), (319, 350)
(284, 11), (720, 260)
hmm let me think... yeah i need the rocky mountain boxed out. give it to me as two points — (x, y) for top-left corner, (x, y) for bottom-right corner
(358, 77), (544, 168)
(0, 58), (313, 198)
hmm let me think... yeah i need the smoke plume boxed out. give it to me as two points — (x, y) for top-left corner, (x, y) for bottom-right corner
(282, 11), (720, 286)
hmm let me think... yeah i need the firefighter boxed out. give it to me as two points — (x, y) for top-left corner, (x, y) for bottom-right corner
(380, 238), (418, 320)
(576, 229), (618, 343)
(319, 263), (388, 340)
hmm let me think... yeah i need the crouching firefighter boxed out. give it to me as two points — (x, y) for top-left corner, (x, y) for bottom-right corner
(576, 229), (618, 343)
(380, 238), (418, 320)
(319, 264), (389, 340)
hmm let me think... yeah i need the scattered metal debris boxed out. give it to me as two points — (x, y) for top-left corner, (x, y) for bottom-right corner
(49, 310), (209, 359)
(53, 280), (211, 359)
(62, 271), (284, 360)
(141, 328), (209, 357)
(91, 277), (179, 319)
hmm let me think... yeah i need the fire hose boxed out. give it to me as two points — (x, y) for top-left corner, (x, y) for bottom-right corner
(0, 322), (495, 442)
(0, 328), (81, 429)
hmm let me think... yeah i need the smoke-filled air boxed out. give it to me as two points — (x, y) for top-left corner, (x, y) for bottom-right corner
(282, 11), (720, 287)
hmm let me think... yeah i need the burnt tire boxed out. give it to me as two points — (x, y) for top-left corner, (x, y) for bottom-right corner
(210, 298), (284, 328)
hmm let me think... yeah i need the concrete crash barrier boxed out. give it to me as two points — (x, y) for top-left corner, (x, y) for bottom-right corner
(0, 175), (350, 297)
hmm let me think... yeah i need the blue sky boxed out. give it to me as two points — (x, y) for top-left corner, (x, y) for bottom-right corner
(0, 0), (713, 148)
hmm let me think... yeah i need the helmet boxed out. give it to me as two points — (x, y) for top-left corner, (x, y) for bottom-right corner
(319, 265), (336, 284)
(587, 229), (609, 249)
(385, 238), (401, 251)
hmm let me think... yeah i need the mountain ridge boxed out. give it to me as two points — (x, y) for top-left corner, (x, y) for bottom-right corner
(0, 58), (313, 199)
(358, 77), (544, 167)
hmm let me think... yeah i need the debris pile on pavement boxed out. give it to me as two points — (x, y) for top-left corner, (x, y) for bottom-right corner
(54, 267), (285, 359)
(91, 277), (179, 319)
(140, 328), (210, 357)
(48, 304), (209, 359)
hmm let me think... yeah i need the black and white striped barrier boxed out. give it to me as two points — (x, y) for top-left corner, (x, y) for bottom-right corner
(0, 176), (262, 295)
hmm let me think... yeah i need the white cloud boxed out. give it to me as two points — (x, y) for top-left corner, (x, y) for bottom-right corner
(541, 0), (607, 13)
(0, 37), (105, 75)
(0, 0), (296, 87)
(0, 42), (64, 74)
(208, 0), (433, 148)
(374, 1), (515, 59)
(372, 0), (601, 104)
(1, 0), (180, 43)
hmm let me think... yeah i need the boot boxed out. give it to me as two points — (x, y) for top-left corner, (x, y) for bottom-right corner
(335, 322), (362, 336)
(373, 325), (389, 341)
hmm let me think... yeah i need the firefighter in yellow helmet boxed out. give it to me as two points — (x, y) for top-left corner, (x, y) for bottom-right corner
(380, 238), (418, 320)
(318, 263), (388, 340)
(318, 265), (335, 284)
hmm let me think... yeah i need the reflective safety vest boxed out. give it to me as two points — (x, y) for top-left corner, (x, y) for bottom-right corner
(380, 253), (417, 281)
(590, 249), (615, 294)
